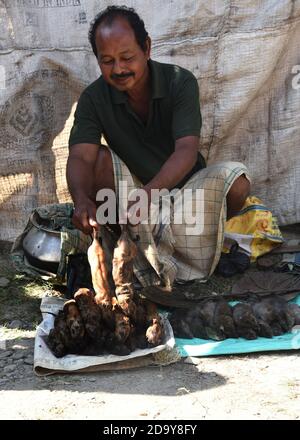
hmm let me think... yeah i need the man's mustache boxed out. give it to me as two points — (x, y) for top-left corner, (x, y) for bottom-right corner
(111, 72), (134, 80)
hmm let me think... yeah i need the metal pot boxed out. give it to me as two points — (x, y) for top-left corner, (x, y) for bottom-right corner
(22, 212), (61, 273)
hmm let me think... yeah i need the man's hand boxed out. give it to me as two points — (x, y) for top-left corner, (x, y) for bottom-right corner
(72, 197), (99, 234)
(67, 143), (100, 234)
(143, 136), (199, 192)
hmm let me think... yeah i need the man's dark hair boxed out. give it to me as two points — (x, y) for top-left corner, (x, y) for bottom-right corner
(88, 5), (149, 58)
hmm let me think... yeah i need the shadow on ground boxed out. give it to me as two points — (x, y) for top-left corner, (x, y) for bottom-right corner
(0, 334), (227, 395)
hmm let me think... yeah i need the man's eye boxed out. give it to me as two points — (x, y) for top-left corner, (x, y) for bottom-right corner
(101, 59), (113, 65)
(122, 56), (134, 62)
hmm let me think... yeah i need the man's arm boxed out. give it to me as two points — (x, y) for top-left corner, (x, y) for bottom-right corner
(143, 135), (199, 196)
(67, 143), (99, 234)
(142, 70), (201, 197)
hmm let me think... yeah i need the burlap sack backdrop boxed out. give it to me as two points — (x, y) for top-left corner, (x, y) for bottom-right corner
(1, 1), (300, 242)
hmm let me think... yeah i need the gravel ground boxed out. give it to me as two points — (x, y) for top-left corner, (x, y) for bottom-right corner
(0, 333), (299, 420)
(0, 240), (300, 420)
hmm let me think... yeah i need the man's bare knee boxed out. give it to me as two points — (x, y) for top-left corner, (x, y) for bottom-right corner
(226, 174), (250, 219)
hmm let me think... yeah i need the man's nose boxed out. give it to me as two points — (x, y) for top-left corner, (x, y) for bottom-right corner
(112, 59), (125, 74)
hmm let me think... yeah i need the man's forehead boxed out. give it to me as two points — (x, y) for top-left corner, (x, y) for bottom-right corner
(96, 17), (135, 41)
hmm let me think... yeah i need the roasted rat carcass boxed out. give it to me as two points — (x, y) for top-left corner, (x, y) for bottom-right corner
(47, 300), (87, 358)
(87, 228), (115, 327)
(48, 224), (166, 357)
(112, 226), (138, 319)
(114, 312), (131, 343)
(144, 300), (164, 346)
(47, 310), (72, 358)
(112, 226), (137, 296)
(63, 299), (85, 339)
(74, 287), (104, 346)
(88, 228), (113, 304)
(146, 317), (164, 346)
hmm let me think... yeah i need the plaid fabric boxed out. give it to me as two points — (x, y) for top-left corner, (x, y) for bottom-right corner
(110, 149), (250, 288)
(11, 153), (250, 289)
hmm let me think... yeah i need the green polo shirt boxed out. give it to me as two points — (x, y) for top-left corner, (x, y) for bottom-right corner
(69, 59), (205, 186)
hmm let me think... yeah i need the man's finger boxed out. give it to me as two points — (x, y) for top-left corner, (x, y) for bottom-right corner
(73, 209), (92, 234)
(89, 218), (99, 229)
(81, 211), (93, 234)
(87, 205), (99, 229)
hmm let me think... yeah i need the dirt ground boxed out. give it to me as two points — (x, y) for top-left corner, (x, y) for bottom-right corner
(0, 237), (300, 421)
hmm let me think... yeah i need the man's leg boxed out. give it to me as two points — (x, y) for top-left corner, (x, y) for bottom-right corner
(226, 174), (250, 219)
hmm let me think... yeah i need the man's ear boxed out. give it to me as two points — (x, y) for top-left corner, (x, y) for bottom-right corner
(145, 37), (151, 59)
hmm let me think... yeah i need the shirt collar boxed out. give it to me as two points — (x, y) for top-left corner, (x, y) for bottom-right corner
(110, 59), (167, 104)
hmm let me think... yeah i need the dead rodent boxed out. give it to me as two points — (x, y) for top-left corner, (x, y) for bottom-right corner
(199, 300), (226, 341)
(47, 309), (87, 358)
(127, 326), (148, 351)
(138, 299), (164, 346)
(47, 310), (71, 358)
(287, 303), (300, 326)
(105, 313), (138, 356)
(114, 312), (131, 343)
(112, 226), (137, 298)
(96, 296), (116, 332)
(169, 307), (207, 339)
(169, 297), (298, 342)
(146, 317), (164, 346)
(103, 329), (132, 356)
(251, 297), (294, 336)
(74, 288), (104, 343)
(232, 303), (259, 340)
(143, 299), (160, 323)
(169, 308), (196, 339)
(269, 297), (295, 332)
(116, 293), (137, 320)
(213, 299), (237, 339)
(63, 299), (85, 339)
(131, 296), (150, 329)
(170, 299), (236, 341)
(255, 317), (274, 338)
(87, 228), (113, 304)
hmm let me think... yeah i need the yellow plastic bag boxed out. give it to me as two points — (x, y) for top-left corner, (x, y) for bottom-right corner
(223, 196), (283, 261)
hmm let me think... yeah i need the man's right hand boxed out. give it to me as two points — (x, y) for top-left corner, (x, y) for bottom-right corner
(67, 143), (101, 235)
(72, 198), (99, 235)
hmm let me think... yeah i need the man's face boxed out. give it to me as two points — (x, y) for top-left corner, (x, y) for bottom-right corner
(95, 17), (150, 92)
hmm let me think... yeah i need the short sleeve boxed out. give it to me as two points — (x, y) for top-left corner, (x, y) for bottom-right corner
(172, 72), (202, 140)
(68, 91), (102, 147)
